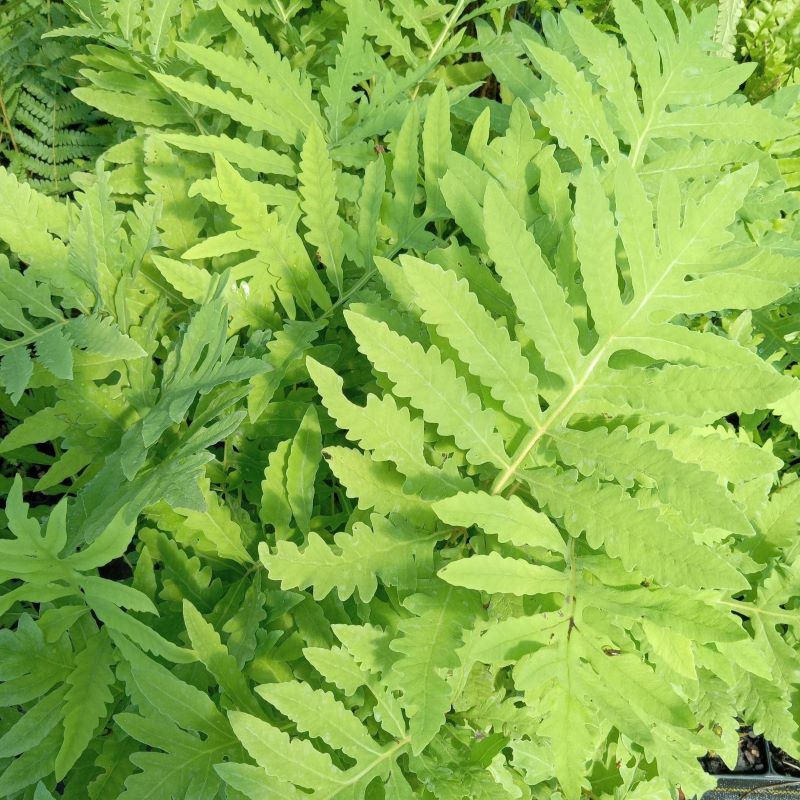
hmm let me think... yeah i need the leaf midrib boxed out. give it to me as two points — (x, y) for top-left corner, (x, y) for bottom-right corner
(492, 197), (726, 494)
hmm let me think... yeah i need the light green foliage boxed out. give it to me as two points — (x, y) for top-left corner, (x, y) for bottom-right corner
(226, 683), (413, 799)
(738, 0), (800, 99)
(716, 0), (747, 56)
(299, 124), (346, 294)
(262, 514), (437, 602)
(312, 3), (799, 796)
(1, 1), (799, 799)
(0, 165), (148, 404)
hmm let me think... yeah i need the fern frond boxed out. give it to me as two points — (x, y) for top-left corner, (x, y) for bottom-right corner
(226, 683), (411, 799)
(389, 584), (478, 753)
(716, 0), (746, 57)
(298, 124), (345, 294)
(402, 254), (542, 427)
(1, 9), (117, 194)
(345, 311), (509, 468)
(55, 630), (115, 779)
(261, 514), (437, 601)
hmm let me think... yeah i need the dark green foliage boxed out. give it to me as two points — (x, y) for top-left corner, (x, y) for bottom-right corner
(0, 1), (118, 194)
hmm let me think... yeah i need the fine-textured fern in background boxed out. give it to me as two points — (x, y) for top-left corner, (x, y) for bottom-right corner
(0, 1), (118, 194)
(715, 0), (747, 55)
(0, 1), (799, 799)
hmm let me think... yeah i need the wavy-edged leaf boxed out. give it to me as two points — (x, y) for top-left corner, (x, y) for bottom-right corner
(182, 601), (259, 715)
(308, 356), (426, 477)
(345, 311), (508, 468)
(299, 124), (344, 293)
(432, 491), (565, 553)
(484, 181), (582, 386)
(439, 552), (567, 596)
(524, 468), (747, 591)
(403, 255), (542, 427)
(550, 426), (754, 536)
(389, 585), (477, 753)
(55, 630), (115, 780)
(160, 133), (294, 175)
(285, 404), (321, 535)
(261, 515), (436, 601)
(258, 681), (385, 763)
(324, 447), (435, 525)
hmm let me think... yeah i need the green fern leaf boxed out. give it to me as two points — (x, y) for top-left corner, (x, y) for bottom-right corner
(215, 763), (305, 800)
(584, 582), (747, 643)
(182, 601), (259, 715)
(5, 3), (800, 797)
(389, 584), (478, 753)
(261, 514), (436, 601)
(573, 168), (623, 338)
(140, 528), (223, 613)
(227, 701), (410, 798)
(345, 311), (509, 468)
(226, 710), (342, 793)
(260, 438), (293, 538)
(304, 645), (407, 738)
(322, 19), (371, 142)
(403, 255), (542, 427)
(248, 321), (323, 422)
(34, 326), (73, 380)
(439, 552), (567, 596)
(525, 468), (748, 590)
(549, 426), (754, 536)
(160, 132), (294, 175)
(153, 71), (280, 136)
(541, 681), (597, 800)
(138, 296), (267, 449)
(561, 10), (641, 147)
(355, 155), (387, 269)
(484, 181), (582, 387)
(222, 573), (268, 669)
(324, 446), (436, 525)
(432, 491), (565, 552)
(258, 680), (387, 763)
(643, 423), (782, 485)
(422, 81), (451, 216)
(348, 0), (417, 64)
(218, 3), (324, 140)
(172, 479), (252, 565)
(285, 404), (322, 535)
(387, 105), (422, 244)
(304, 646), (366, 696)
(299, 124), (345, 294)
(66, 315), (146, 359)
(0, 346), (33, 404)
(524, 37), (620, 163)
(146, 0), (180, 59)
(55, 630), (115, 780)
(87, 732), (139, 800)
(308, 356), (428, 478)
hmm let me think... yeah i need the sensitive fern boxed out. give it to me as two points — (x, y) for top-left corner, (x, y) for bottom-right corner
(1, 1), (800, 798)
(283, 3), (800, 796)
